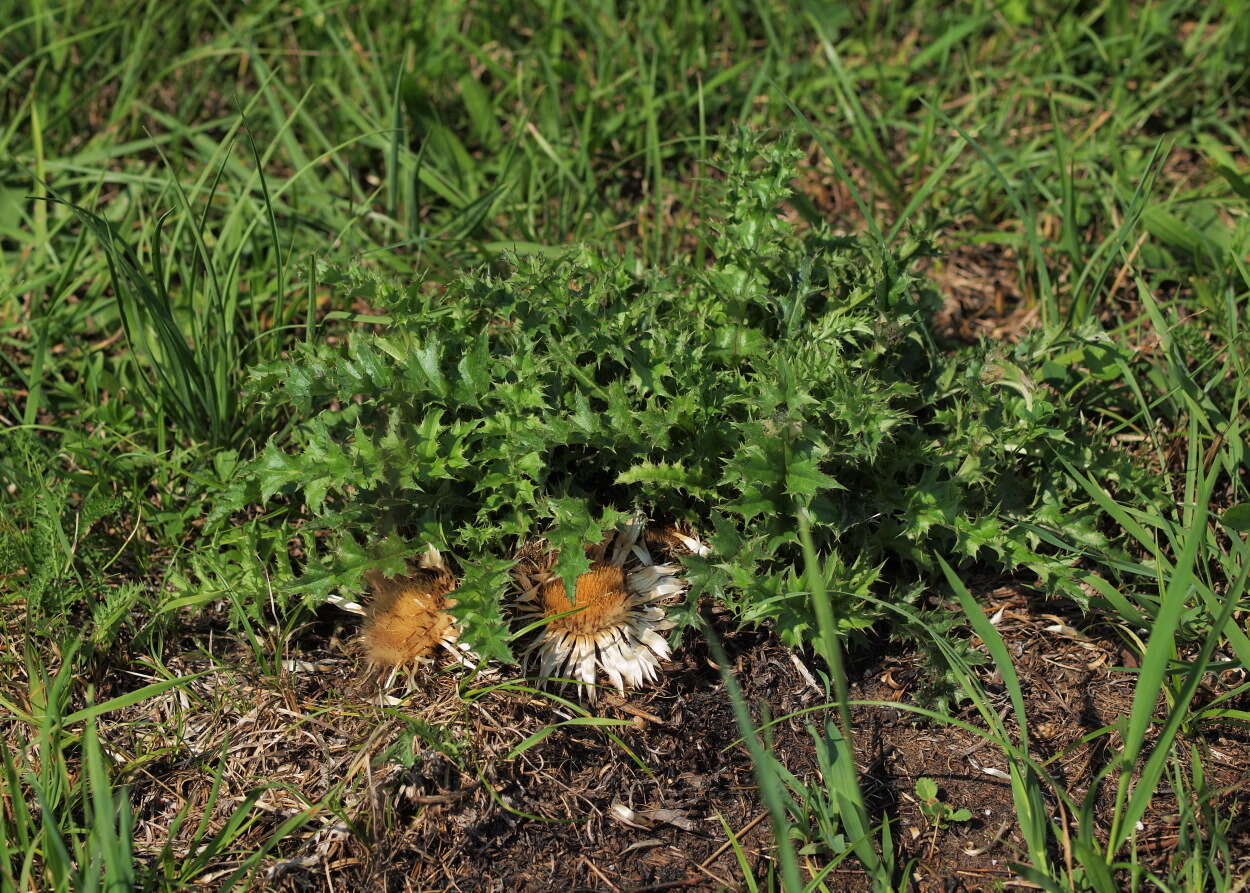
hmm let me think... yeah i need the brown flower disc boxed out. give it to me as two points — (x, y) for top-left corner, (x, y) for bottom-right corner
(362, 568), (459, 667)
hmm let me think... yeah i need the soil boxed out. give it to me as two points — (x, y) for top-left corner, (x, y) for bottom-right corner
(37, 578), (1244, 892)
(927, 239), (1037, 345)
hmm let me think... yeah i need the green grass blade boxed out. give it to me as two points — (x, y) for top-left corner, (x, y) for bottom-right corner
(705, 625), (804, 893)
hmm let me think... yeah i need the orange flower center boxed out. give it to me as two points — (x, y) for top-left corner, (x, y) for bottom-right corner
(540, 566), (630, 636)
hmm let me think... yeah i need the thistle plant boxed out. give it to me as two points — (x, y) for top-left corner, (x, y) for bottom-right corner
(207, 130), (1155, 677)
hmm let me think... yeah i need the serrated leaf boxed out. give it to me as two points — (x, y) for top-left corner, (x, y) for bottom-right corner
(616, 461), (714, 498)
(455, 331), (491, 401)
(449, 557), (514, 664)
(411, 338), (449, 397)
(784, 457), (843, 498)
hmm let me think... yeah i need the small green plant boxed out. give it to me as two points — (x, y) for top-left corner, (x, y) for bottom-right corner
(913, 777), (972, 831)
(0, 430), (150, 652)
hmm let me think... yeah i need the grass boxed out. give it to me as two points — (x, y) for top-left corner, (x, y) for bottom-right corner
(3, 0), (1249, 889)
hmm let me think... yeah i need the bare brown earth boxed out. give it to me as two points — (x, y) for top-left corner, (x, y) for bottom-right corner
(7, 578), (1240, 892)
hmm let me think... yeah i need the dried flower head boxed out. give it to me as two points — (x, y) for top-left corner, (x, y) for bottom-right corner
(362, 569), (457, 668)
(326, 545), (462, 687)
(514, 521), (697, 700)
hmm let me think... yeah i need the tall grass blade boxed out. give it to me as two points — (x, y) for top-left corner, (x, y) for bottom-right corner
(705, 625), (804, 892)
(939, 557), (1052, 876)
